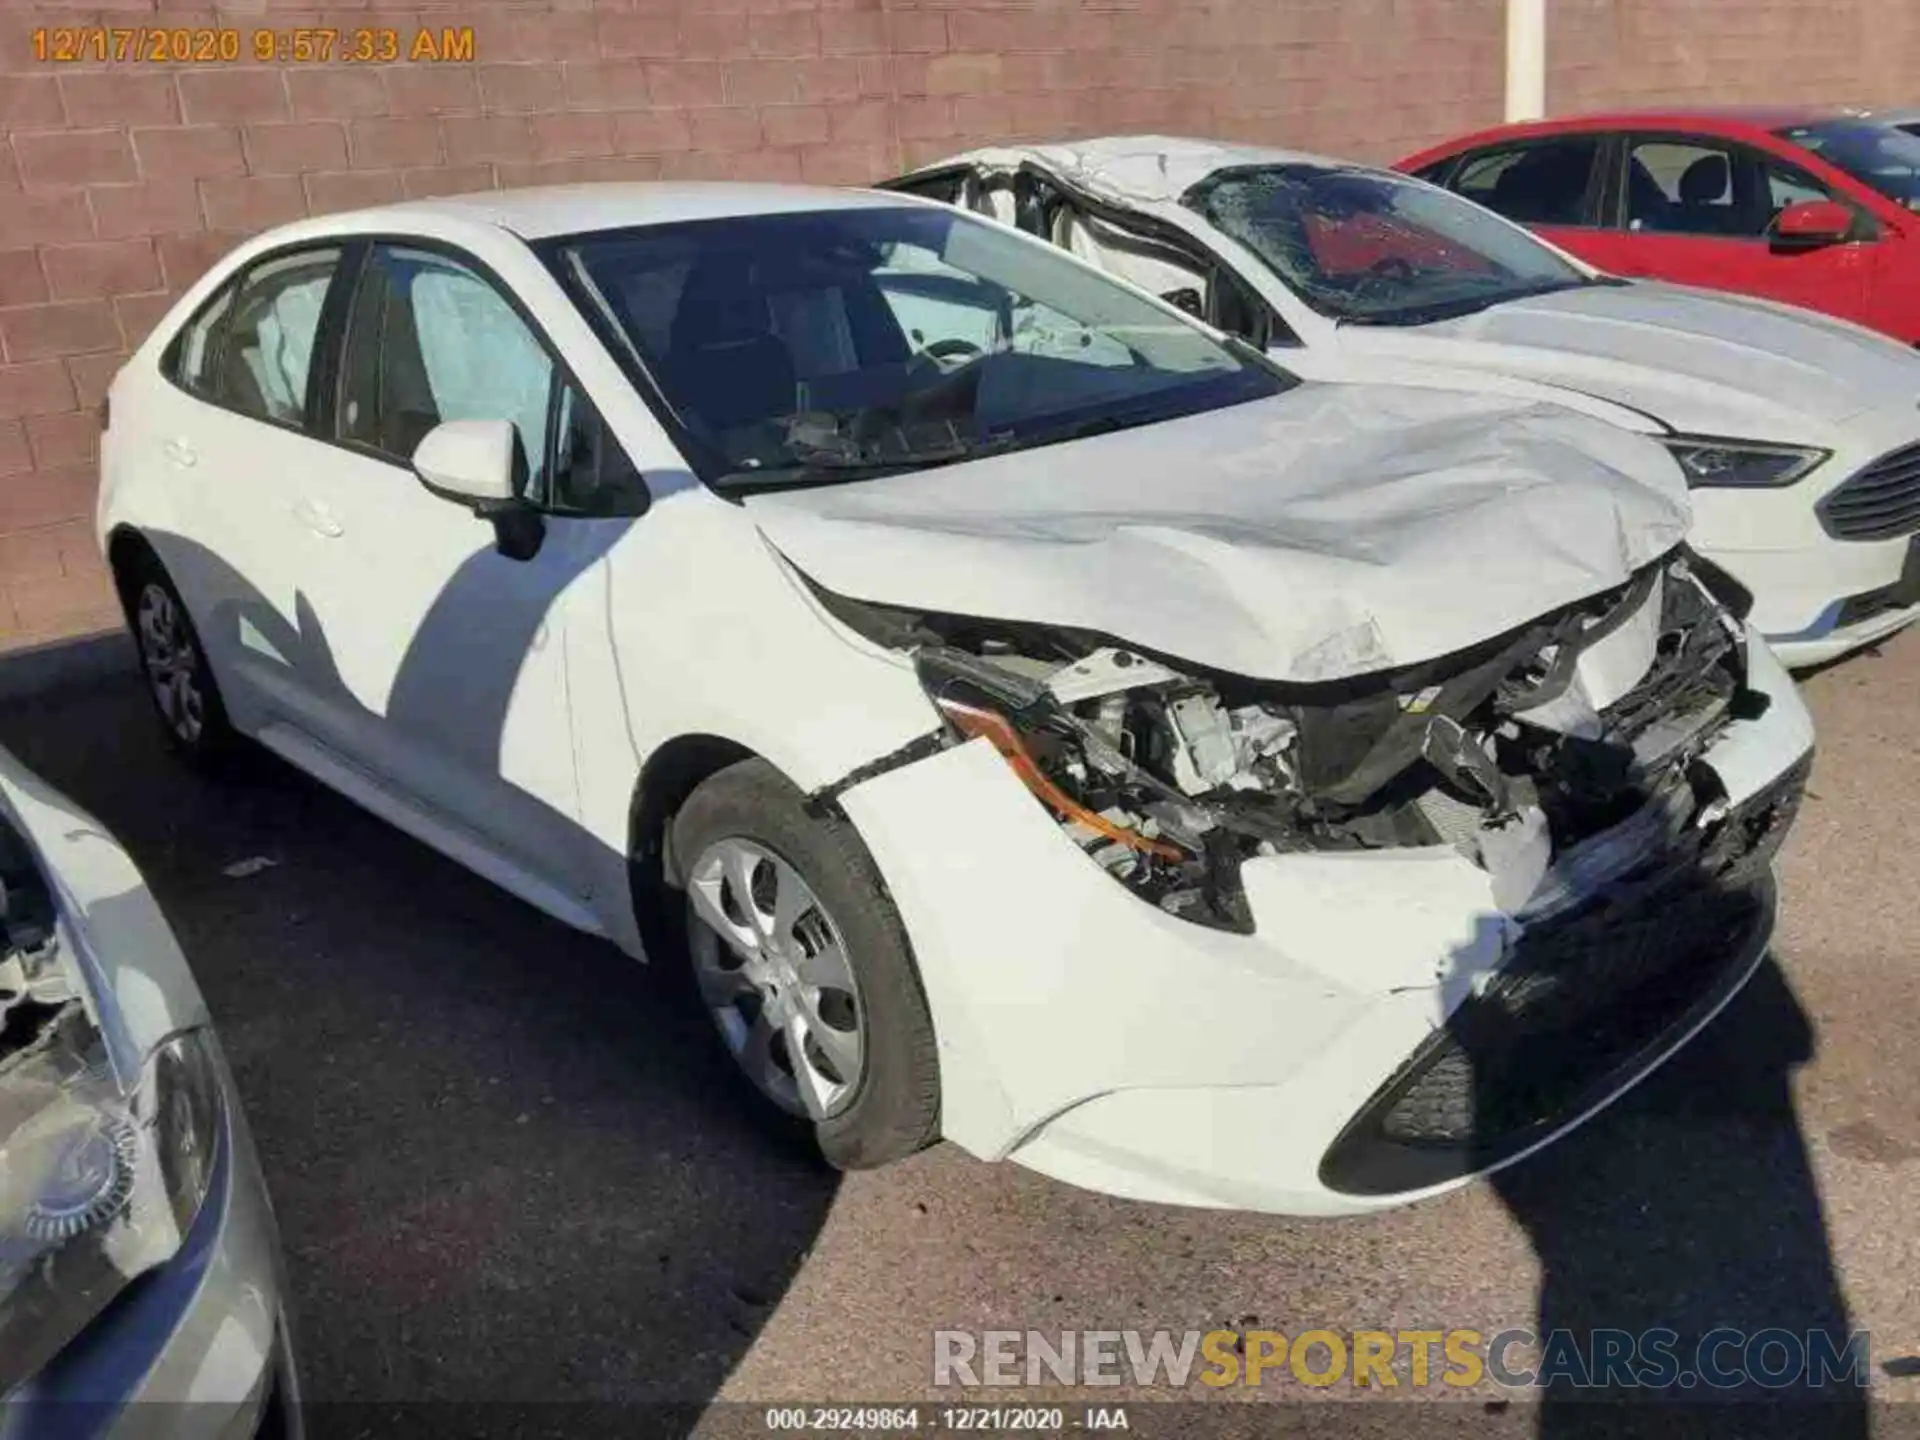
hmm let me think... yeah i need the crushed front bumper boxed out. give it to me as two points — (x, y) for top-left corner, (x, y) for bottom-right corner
(839, 631), (1815, 1216)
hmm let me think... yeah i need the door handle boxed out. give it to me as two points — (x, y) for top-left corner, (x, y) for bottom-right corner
(292, 497), (344, 539)
(162, 438), (197, 468)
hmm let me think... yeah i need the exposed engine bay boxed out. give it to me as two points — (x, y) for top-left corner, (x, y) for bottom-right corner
(815, 547), (1763, 933)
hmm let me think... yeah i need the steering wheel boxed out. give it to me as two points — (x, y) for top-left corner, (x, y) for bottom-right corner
(917, 337), (985, 372)
(1366, 256), (1419, 282)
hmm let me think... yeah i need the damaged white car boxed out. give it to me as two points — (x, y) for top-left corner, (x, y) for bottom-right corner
(885, 137), (1920, 669)
(97, 184), (1813, 1214)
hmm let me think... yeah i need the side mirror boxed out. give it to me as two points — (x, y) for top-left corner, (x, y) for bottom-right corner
(411, 419), (544, 561)
(1771, 200), (1854, 250)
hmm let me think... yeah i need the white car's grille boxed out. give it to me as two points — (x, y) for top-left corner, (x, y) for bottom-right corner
(1820, 441), (1920, 540)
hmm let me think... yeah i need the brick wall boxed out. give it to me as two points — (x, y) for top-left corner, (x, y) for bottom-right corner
(0, 0), (1509, 652)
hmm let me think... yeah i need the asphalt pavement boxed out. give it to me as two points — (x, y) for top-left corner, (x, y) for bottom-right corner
(1, 627), (1916, 1430)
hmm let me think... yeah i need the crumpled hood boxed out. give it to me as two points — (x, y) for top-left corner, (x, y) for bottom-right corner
(745, 384), (1692, 683)
(1336, 280), (1920, 434)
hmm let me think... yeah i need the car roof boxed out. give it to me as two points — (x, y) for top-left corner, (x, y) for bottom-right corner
(904, 134), (1376, 205)
(1402, 106), (1878, 162)
(303, 181), (916, 241)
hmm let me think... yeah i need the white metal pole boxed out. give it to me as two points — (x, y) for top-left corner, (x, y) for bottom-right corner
(1505, 0), (1547, 122)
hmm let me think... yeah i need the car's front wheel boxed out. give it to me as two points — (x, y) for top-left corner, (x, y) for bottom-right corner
(672, 758), (940, 1169)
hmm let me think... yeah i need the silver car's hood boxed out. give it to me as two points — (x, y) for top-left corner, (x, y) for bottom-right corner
(745, 383), (1691, 683)
(1336, 280), (1920, 433)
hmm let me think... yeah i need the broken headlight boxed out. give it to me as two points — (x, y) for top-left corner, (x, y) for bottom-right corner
(914, 643), (1300, 932)
(1660, 436), (1827, 489)
(0, 821), (223, 1396)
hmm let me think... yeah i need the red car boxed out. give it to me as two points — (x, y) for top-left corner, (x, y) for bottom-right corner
(1399, 107), (1920, 345)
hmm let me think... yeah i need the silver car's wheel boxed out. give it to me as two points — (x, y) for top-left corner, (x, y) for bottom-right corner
(685, 837), (867, 1120)
(135, 582), (206, 746)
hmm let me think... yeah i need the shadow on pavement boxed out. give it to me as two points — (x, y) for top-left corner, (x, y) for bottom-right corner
(0, 675), (840, 1426)
(1488, 951), (1867, 1437)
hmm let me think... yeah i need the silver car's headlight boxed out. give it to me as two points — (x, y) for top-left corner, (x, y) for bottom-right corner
(0, 852), (224, 1395)
(1660, 436), (1828, 488)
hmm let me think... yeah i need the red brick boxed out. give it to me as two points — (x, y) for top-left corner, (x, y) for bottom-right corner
(759, 104), (831, 147)
(8, 560), (121, 644)
(686, 108), (763, 153)
(66, 354), (123, 413)
(14, 131), (137, 189)
(925, 53), (1002, 95)
(156, 232), (242, 291)
(0, 465), (96, 535)
(443, 116), (535, 166)
(59, 72), (176, 128)
(198, 175), (307, 232)
(855, 56), (893, 99)
(819, 11), (886, 55)
(383, 67), (479, 118)
(0, 362), (76, 420)
(477, 63), (564, 114)
(42, 240), (161, 303)
(611, 109), (693, 155)
(894, 96), (956, 140)
(244, 121), (350, 175)
(0, 253), (48, 308)
(597, 12), (679, 60)
(723, 59), (803, 106)
(24, 410), (99, 469)
(829, 100), (890, 145)
(0, 76), (64, 129)
(289, 68), (389, 121)
(0, 422), (30, 477)
(563, 61), (647, 111)
(492, 11), (598, 62)
(113, 292), (179, 349)
(887, 11), (947, 54)
(2, 304), (119, 363)
(530, 113), (615, 162)
(679, 13), (751, 61)
(949, 10), (1067, 52)
(305, 170), (404, 215)
(496, 156), (664, 187)
(0, 523), (71, 585)
(179, 70), (290, 125)
(749, 13), (818, 57)
(402, 164), (495, 199)
(794, 58), (863, 103)
(349, 118), (444, 170)
(133, 126), (246, 180)
(797, 140), (892, 186)
(88, 181), (202, 241)
(643, 62), (724, 108)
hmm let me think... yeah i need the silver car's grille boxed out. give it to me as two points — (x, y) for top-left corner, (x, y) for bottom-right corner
(1820, 441), (1920, 540)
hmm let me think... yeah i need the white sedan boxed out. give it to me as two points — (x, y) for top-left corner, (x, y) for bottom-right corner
(97, 182), (1812, 1214)
(885, 137), (1920, 669)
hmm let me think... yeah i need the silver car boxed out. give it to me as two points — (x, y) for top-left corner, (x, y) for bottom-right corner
(0, 745), (298, 1436)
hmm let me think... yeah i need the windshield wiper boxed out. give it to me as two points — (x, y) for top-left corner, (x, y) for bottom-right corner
(1338, 276), (1599, 328)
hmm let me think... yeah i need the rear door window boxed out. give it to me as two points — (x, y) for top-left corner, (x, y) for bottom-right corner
(1452, 138), (1602, 226)
(204, 248), (342, 426)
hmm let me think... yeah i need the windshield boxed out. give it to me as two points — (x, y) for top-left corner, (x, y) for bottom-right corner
(553, 205), (1286, 490)
(1187, 164), (1595, 326)
(1777, 120), (1920, 209)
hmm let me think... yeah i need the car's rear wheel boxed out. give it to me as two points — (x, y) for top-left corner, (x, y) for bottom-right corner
(119, 550), (235, 765)
(671, 758), (940, 1169)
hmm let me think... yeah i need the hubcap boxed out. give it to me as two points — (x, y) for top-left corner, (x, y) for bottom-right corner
(685, 838), (865, 1120)
(134, 583), (205, 744)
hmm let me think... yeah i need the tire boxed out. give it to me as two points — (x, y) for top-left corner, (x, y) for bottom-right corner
(117, 546), (237, 766)
(671, 757), (940, 1169)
